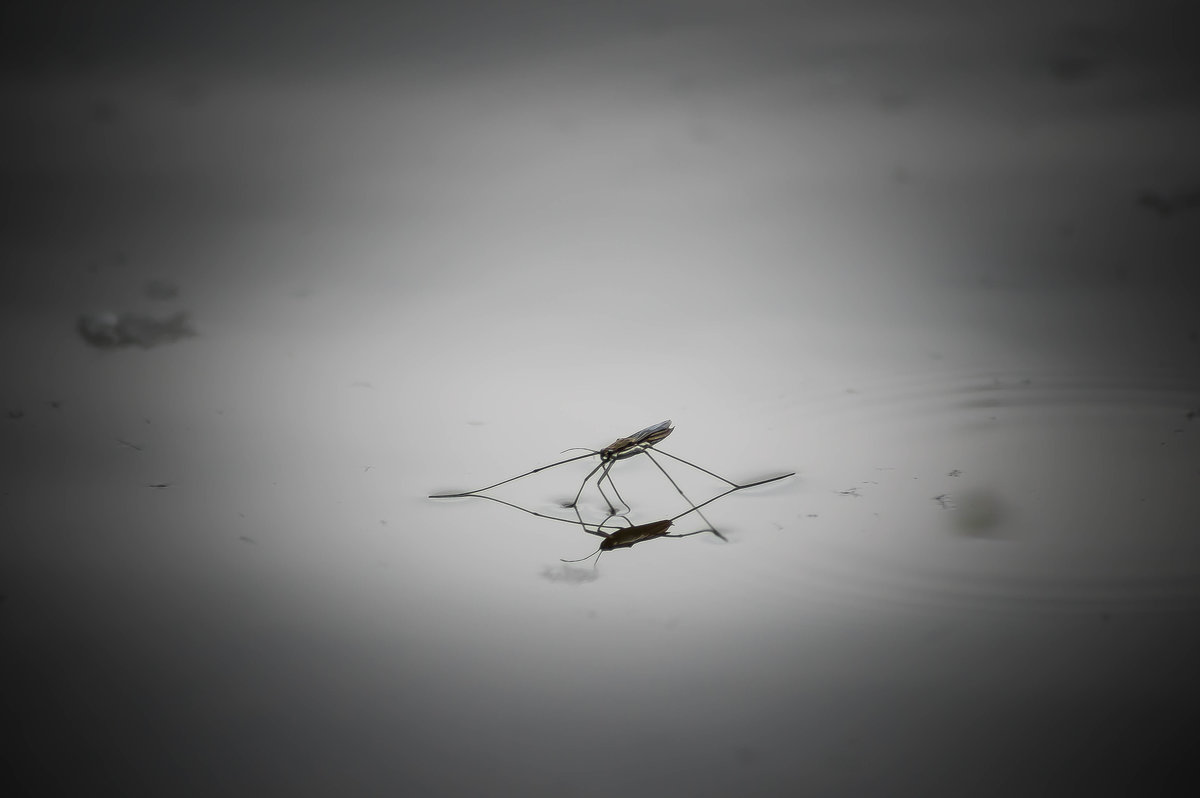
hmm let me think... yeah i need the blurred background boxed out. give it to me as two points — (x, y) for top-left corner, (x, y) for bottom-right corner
(3, 1), (1199, 795)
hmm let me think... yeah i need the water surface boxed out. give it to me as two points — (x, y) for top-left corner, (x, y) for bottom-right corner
(3, 2), (1199, 795)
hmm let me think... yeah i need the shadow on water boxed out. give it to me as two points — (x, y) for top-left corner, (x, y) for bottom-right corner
(539, 564), (599, 585)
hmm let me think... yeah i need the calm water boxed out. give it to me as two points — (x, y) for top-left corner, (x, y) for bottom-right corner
(4, 2), (1200, 795)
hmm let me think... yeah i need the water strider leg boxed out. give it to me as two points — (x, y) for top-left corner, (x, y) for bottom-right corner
(565, 460), (606, 508)
(641, 449), (726, 541)
(430, 451), (599, 498)
(649, 448), (743, 488)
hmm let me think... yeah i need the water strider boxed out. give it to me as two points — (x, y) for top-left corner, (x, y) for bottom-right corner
(429, 420), (795, 537)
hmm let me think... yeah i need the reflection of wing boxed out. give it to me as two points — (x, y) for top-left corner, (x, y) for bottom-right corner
(628, 419), (672, 443)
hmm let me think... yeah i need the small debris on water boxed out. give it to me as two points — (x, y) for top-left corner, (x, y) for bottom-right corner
(78, 311), (195, 349)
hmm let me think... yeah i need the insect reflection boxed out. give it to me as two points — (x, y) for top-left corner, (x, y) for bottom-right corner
(558, 473), (794, 567)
